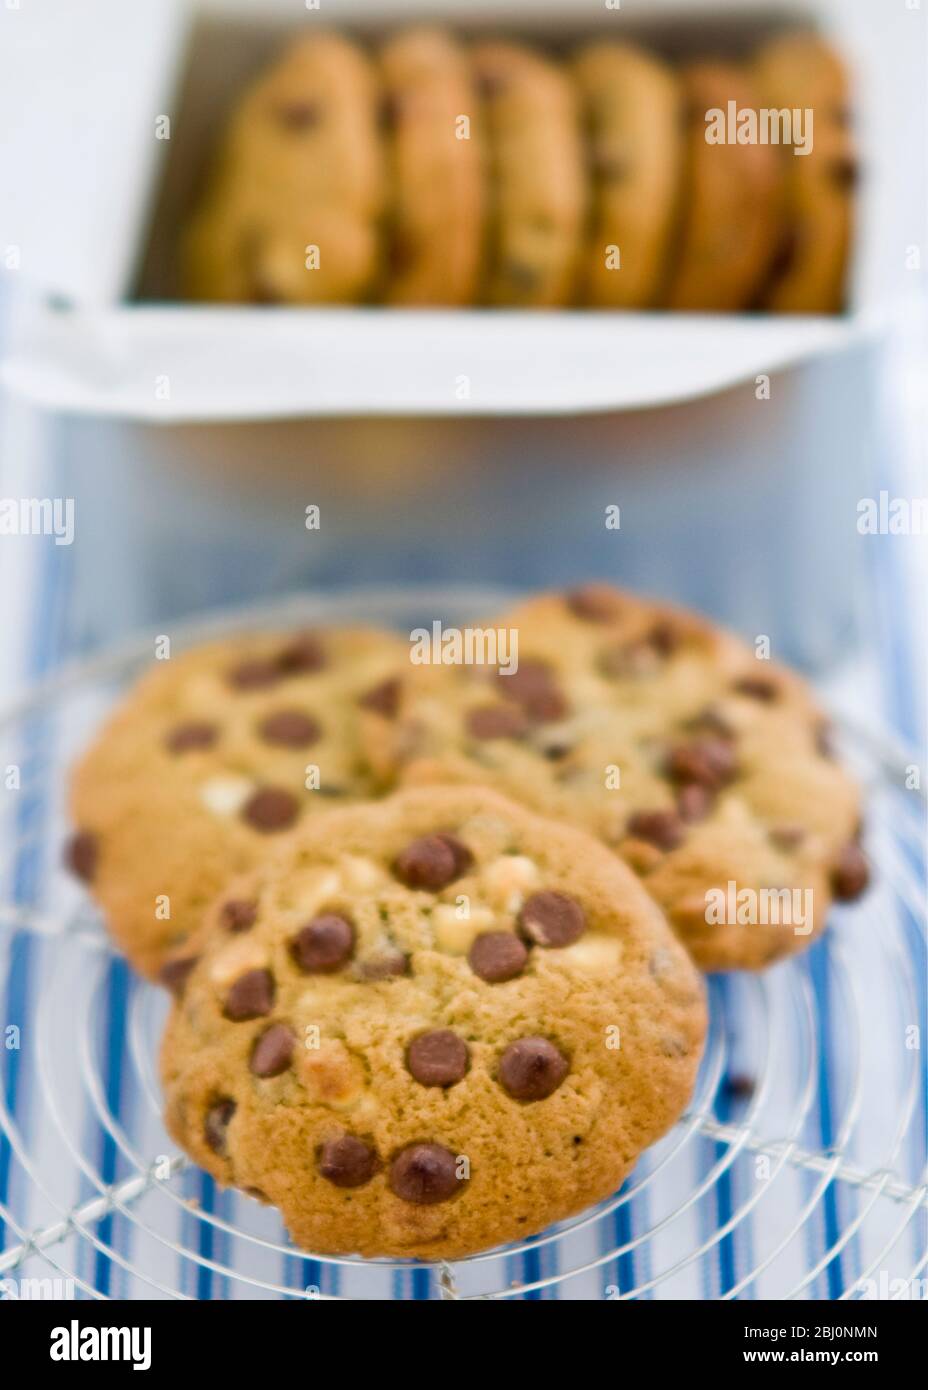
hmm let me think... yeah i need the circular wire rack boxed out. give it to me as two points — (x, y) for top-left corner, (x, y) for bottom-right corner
(0, 587), (924, 1302)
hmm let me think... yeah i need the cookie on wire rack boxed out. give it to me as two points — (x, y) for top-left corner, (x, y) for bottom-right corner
(160, 786), (706, 1260)
(361, 584), (869, 971)
(67, 626), (405, 981)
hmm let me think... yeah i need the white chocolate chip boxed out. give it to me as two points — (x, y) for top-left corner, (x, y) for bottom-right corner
(339, 855), (388, 893)
(717, 795), (756, 827)
(558, 934), (623, 973)
(209, 938), (268, 987)
(432, 903), (495, 954)
(296, 1039), (366, 1109)
(289, 867), (342, 917)
(199, 775), (254, 818)
(297, 978), (363, 1012)
(350, 1094), (380, 1124)
(481, 854), (541, 912)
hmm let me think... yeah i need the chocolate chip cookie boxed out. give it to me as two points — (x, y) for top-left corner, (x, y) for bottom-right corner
(363, 585), (867, 971)
(472, 40), (587, 307)
(160, 786), (706, 1259)
(665, 62), (785, 311)
(380, 27), (486, 306)
(183, 33), (386, 304)
(573, 41), (683, 309)
(754, 32), (855, 314)
(68, 627), (405, 980)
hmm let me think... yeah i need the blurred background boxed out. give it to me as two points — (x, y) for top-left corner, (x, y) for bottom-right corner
(0, 0), (924, 712)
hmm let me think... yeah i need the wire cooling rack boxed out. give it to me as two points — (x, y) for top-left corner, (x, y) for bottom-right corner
(0, 589), (925, 1301)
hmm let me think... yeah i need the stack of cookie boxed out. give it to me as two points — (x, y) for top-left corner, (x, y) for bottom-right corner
(68, 585), (868, 1258)
(183, 27), (855, 313)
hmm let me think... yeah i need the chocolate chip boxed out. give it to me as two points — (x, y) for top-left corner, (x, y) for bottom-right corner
(204, 1098), (236, 1156)
(518, 891), (585, 948)
(769, 825), (806, 851)
(291, 913), (355, 973)
(542, 742), (573, 761)
(277, 632), (325, 675)
(358, 677), (400, 717)
(498, 1037), (569, 1101)
(318, 1135), (379, 1189)
(626, 810), (685, 851)
(498, 659), (568, 723)
(468, 931), (529, 983)
(677, 783), (714, 823)
(522, 686), (568, 722)
(406, 1029), (470, 1087)
(666, 737), (737, 790)
(356, 950), (409, 981)
(440, 834), (476, 875)
(831, 842), (870, 901)
(393, 833), (471, 890)
(221, 898), (258, 933)
(166, 721), (218, 753)
(65, 830), (97, 883)
(389, 1143), (461, 1204)
(258, 710), (321, 747)
(733, 674), (779, 702)
(565, 583), (624, 623)
(159, 955), (198, 996)
(276, 100), (319, 131)
(466, 705), (529, 740)
(223, 968), (275, 1021)
(227, 657), (282, 691)
(241, 786), (299, 833)
(499, 658), (554, 702)
(599, 623), (680, 678)
(250, 1023), (294, 1078)
(649, 621), (681, 656)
